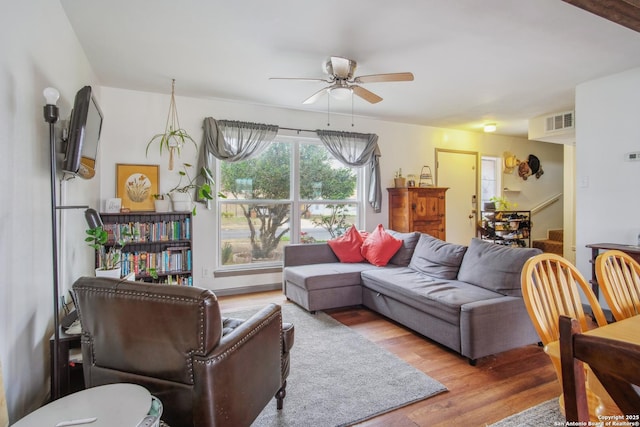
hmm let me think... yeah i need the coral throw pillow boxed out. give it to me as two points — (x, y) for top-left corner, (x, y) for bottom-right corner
(361, 224), (403, 267)
(327, 225), (366, 263)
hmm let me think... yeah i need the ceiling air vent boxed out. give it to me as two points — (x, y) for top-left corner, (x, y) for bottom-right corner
(545, 111), (574, 132)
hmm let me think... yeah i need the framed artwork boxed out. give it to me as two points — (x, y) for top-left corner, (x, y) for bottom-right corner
(116, 164), (159, 211)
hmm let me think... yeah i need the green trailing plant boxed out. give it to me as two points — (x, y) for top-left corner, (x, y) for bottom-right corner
(169, 163), (225, 215)
(85, 226), (131, 270)
(145, 79), (197, 170)
(490, 196), (518, 211)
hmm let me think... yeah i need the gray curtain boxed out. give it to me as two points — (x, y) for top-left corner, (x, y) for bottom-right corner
(198, 118), (279, 205)
(316, 130), (382, 213)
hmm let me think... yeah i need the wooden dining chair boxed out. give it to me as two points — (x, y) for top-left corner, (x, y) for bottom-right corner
(595, 249), (640, 321)
(521, 253), (610, 419)
(559, 315), (640, 422)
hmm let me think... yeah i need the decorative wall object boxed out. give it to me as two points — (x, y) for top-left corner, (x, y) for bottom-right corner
(518, 154), (544, 180)
(116, 164), (159, 211)
(503, 152), (520, 174)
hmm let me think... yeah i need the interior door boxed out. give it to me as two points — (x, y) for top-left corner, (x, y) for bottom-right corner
(436, 149), (478, 245)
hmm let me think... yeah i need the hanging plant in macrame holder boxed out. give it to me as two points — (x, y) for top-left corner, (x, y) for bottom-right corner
(146, 79), (197, 170)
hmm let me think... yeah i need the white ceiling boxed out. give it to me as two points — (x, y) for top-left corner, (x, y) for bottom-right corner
(60, 0), (640, 137)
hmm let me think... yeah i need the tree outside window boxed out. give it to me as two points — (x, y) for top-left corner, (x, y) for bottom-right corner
(218, 139), (360, 267)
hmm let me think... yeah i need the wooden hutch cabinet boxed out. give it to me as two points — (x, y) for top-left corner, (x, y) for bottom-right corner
(387, 187), (448, 240)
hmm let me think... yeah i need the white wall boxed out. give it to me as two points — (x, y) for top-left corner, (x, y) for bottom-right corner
(98, 87), (564, 292)
(0, 1), (100, 422)
(575, 67), (640, 306)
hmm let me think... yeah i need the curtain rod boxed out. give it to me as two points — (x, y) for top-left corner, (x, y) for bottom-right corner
(278, 127), (317, 134)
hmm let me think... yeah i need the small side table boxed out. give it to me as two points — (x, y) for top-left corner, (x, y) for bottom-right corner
(50, 328), (84, 400)
(586, 243), (640, 298)
(12, 383), (161, 426)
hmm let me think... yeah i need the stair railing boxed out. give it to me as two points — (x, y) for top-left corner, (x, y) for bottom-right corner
(531, 193), (562, 215)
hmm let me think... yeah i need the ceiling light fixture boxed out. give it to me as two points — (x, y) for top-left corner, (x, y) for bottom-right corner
(329, 86), (352, 100)
(484, 123), (497, 133)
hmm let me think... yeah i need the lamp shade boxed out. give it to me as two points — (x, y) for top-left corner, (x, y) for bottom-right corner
(84, 208), (103, 230)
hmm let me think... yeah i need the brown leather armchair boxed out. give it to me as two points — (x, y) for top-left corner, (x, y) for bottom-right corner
(72, 277), (294, 427)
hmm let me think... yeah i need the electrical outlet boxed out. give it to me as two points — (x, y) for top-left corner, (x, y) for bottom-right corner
(202, 267), (209, 278)
(625, 151), (640, 161)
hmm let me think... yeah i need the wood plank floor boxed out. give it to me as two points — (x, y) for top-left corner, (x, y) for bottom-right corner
(219, 290), (561, 427)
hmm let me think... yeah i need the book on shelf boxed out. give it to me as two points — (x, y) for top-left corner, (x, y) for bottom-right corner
(103, 218), (191, 244)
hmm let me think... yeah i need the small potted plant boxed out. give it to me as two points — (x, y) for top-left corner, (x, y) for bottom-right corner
(394, 168), (406, 188)
(85, 226), (130, 278)
(169, 163), (222, 215)
(490, 196), (517, 211)
(152, 193), (171, 213)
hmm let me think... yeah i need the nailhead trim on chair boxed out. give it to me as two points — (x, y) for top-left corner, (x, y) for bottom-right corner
(194, 310), (282, 365)
(76, 285), (214, 384)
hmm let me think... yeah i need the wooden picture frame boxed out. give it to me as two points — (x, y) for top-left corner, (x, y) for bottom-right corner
(116, 164), (159, 211)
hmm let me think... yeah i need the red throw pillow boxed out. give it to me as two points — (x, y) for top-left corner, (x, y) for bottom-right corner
(327, 225), (366, 263)
(361, 224), (403, 267)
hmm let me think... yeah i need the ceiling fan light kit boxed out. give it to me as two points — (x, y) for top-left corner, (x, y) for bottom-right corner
(329, 86), (352, 100)
(484, 123), (497, 133)
(271, 56), (414, 105)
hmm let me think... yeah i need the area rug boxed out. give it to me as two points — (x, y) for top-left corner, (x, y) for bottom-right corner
(223, 303), (447, 427)
(487, 399), (564, 427)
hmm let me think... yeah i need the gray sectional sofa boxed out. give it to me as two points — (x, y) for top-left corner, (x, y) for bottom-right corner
(283, 232), (542, 364)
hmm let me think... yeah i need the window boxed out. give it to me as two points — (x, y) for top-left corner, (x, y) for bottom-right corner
(217, 136), (362, 268)
(481, 156), (501, 207)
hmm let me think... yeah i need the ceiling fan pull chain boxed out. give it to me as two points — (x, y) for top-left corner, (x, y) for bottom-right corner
(327, 93), (331, 127)
(350, 93), (354, 126)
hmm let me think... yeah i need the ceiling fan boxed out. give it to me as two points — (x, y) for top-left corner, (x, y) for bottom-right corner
(270, 56), (414, 105)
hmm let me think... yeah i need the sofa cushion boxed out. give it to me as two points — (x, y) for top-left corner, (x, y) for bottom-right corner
(361, 267), (503, 325)
(284, 262), (378, 291)
(457, 238), (542, 297)
(408, 234), (467, 279)
(361, 224), (403, 267)
(387, 230), (420, 266)
(327, 225), (365, 263)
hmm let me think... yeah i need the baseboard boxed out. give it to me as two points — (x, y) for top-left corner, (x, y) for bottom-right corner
(213, 282), (282, 296)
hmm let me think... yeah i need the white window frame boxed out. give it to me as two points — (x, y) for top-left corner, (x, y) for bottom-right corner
(215, 134), (364, 270)
(481, 155), (502, 208)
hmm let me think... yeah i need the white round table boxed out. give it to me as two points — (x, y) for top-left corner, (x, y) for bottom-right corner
(12, 383), (158, 427)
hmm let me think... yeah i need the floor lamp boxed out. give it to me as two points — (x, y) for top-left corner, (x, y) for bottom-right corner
(43, 87), (62, 400)
(43, 88), (92, 400)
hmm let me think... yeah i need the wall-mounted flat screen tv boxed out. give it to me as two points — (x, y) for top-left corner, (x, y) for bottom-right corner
(62, 85), (104, 179)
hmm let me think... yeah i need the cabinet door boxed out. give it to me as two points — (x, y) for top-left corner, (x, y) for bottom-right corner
(412, 222), (445, 240)
(411, 190), (442, 221)
(411, 189), (446, 239)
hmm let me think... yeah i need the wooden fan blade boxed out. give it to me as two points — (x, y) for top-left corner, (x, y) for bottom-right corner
(354, 72), (414, 83)
(352, 85), (383, 104)
(303, 87), (329, 104)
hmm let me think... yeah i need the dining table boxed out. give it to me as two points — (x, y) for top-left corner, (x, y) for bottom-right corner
(545, 314), (640, 418)
(545, 314), (640, 359)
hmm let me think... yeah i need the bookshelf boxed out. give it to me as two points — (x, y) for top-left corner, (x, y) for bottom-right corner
(98, 211), (193, 285)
